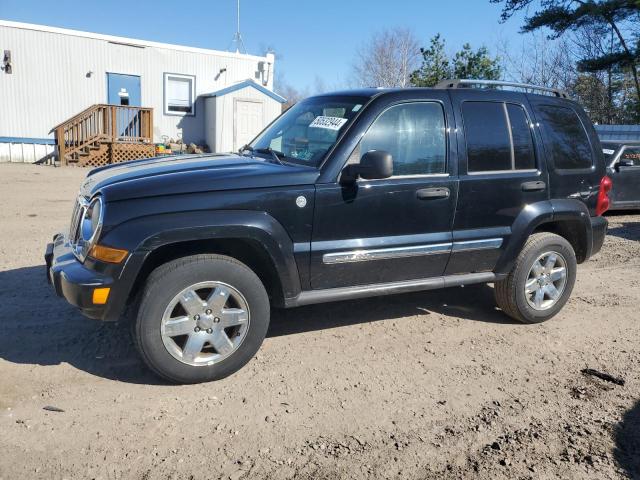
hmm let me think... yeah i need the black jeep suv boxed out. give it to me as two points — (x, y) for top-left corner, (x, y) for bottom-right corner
(46, 79), (610, 384)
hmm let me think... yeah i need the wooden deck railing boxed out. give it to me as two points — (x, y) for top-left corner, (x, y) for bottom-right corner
(52, 104), (153, 165)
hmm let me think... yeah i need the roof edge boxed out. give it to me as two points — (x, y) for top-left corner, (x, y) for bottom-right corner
(0, 19), (270, 62)
(203, 80), (286, 103)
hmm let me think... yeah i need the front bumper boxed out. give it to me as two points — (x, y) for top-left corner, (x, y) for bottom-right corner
(45, 233), (114, 320)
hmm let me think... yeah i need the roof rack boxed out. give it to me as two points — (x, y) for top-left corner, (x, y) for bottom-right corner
(434, 79), (570, 99)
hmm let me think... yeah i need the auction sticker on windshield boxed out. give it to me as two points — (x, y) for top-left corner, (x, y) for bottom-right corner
(309, 116), (348, 131)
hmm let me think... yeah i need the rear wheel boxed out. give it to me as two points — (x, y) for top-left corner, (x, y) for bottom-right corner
(134, 254), (270, 383)
(495, 232), (577, 324)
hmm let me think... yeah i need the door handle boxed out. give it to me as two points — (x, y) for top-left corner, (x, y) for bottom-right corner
(416, 187), (450, 200)
(521, 181), (546, 192)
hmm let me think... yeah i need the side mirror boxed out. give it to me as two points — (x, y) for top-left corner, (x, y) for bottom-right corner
(341, 150), (393, 183)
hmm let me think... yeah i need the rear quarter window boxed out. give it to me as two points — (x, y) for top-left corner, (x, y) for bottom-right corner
(536, 105), (593, 170)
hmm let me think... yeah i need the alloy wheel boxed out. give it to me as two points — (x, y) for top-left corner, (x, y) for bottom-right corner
(524, 251), (568, 311)
(160, 281), (250, 366)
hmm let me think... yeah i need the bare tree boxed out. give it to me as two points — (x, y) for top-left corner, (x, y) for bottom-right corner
(498, 32), (576, 92)
(274, 71), (309, 111)
(499, 26), (639, 123)
(491, 0), (640, 121)
(352, 28), (421, 88)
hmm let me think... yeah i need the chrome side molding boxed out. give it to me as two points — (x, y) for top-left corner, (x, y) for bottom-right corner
(322, 238), (503, 265)
(323, 243), (452, 265)
(451, 238), (503, 252)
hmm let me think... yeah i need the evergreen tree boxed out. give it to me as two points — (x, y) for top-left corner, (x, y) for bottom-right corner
(410, 34), (451, 87)
(410, 35), (501, 87)
(453, 44), (503, 81)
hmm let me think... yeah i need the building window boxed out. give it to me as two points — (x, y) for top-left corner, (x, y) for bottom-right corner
(164, 73), (195, 116)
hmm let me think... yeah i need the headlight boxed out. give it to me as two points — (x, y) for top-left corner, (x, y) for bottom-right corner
(75, 195), (104, 261)
(82, 196), (103, 244)
(89, 197), (102, 237)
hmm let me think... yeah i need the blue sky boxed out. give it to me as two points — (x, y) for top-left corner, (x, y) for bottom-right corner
(0, 0), (529, 91)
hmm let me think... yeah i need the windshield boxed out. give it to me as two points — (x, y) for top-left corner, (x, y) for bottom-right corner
(250, 96), (368, 166)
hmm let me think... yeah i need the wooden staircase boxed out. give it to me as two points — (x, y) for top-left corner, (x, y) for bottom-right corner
(52, 104), (155, 167)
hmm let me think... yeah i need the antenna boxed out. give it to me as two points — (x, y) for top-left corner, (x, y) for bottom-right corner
(230, 0), (246, 54)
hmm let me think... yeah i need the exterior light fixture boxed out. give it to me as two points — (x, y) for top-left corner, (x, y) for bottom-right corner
(2, 50), (12, 74)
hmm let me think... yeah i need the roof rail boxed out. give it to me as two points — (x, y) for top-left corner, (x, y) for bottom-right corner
(434, 79), (570, 99)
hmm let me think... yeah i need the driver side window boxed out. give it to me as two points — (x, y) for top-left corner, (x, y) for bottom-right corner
(360, 102), (447, 176)
(621, 147), (640, 166)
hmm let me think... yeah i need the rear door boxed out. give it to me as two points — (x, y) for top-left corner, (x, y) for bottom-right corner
(608, 145), (640, 206)
(447, 90), (548, 275)
(310, 94), (458, 289)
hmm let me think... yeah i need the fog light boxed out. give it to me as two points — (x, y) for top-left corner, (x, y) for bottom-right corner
(89, 244), (129, 263)
(92, 287), (111, 305)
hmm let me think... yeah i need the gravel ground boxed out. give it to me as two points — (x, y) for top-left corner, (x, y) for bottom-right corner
(0, 163), (638, 480)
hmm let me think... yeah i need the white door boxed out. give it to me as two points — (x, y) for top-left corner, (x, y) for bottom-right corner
(234, 100), (264, 151)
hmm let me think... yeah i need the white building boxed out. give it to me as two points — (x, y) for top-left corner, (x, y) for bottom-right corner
(0, 20), (285, 164)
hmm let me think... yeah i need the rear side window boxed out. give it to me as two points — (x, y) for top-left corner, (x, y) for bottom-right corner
(462, 102), (536, 173)
(536, 105), (593, 170)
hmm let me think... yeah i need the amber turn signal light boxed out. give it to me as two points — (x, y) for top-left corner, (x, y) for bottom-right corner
(89, 244), (129, 264)
(92, 287), (111, 305)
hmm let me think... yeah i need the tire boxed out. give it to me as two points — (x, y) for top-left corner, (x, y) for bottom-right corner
(134, 254), (270, 384)
(495, 232), (577, 324)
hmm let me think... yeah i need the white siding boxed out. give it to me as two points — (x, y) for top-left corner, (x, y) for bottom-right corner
(204, 97), (217, 152)
(0, 142), (55, 163)
(0, 21), (276, 146)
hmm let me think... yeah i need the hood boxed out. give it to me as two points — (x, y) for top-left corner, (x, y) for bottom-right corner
(80, 153), (320, 202)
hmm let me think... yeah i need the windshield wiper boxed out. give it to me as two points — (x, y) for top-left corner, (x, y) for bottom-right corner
(255, 147), (285, 166)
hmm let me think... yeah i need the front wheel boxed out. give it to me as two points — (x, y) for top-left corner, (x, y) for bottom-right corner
(134, 254), (270, 384)
(495, 232), (577, 324)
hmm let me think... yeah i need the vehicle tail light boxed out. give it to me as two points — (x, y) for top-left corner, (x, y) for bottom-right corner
(595, 176), (613, 216)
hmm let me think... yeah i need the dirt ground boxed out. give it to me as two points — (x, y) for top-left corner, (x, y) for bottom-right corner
(0, 163), (639, 480)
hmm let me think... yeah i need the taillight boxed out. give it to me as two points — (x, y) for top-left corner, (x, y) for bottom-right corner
(595, 176), (613, 216)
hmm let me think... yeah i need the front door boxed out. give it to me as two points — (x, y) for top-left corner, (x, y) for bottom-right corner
(107, 73), (141, 106)
(609, 145), (640, 206)
(235, 100), (263, 151)
(310, 97), (458, 289)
